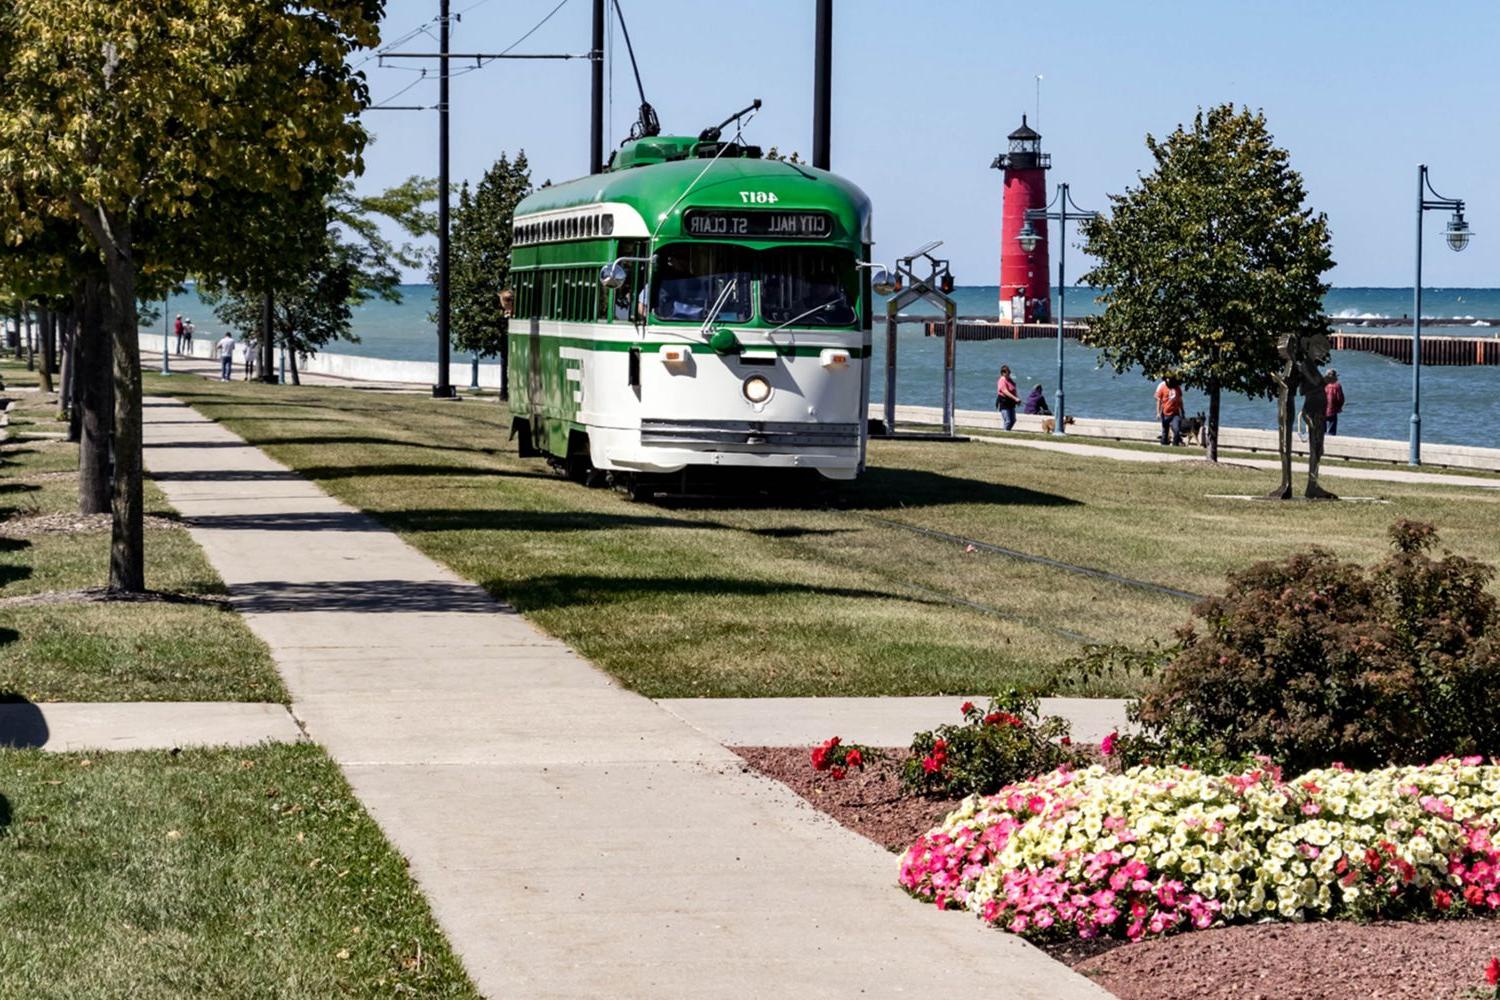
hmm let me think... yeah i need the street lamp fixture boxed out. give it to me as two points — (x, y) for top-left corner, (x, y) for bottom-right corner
(1024, 183), (1098, 435)
(1015, 220), (1043, 255)
(1410, 165), (1471, 465)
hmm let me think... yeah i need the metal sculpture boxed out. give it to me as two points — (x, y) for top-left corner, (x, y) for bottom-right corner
(1266, 332), (1337, 500)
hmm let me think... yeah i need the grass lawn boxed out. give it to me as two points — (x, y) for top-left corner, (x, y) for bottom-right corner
(2, 359), (284, 702)
(0, 743), (477, 999)
(155, 373), (1500, 699)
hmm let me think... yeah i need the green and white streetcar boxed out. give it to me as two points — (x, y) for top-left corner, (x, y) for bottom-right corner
(507, 110), (881, 491)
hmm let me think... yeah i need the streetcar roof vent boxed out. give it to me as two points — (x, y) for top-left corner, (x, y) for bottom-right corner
(693, 141), (762, 160)
(613, 135), (699, 170)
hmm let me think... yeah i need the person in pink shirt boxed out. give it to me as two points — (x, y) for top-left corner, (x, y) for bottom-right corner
(994, 364), (1020, 430)
(1324, 369), (1345, 435)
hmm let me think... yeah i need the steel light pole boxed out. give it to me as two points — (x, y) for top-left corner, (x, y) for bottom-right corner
(160, 296), (171, 375)
(1410, 166), (1471, 465)
(1019, 182), (1097, 435)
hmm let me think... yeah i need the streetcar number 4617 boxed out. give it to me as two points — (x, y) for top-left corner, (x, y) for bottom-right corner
(739, 191), (778, 204)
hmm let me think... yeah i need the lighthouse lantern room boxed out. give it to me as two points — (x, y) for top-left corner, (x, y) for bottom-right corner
(991, 115), (1052, 323)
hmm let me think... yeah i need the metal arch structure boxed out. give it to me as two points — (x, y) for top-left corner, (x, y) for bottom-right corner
(878, 242), (964, 439)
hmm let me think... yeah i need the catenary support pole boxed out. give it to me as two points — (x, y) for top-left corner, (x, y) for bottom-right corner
(433, 0), (456, 399)
(883, 311), (897, 433)
(259, 291), (277, 383)
(812, 0), (831, 170)
(942, 305), (956, 436)
(590, 0), (605, 173)
(1054, 183), (1067, 435)
(1410, 164), (1424, 466)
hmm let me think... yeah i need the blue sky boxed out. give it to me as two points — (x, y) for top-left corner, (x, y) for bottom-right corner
(358, 0), (1500, 287)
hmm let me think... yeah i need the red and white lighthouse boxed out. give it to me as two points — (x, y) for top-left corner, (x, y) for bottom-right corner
(992, 115), (1051, 323)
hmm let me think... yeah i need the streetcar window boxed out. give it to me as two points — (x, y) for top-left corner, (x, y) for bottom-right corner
(651, 243), (753, 323)
(759, 248), (858, 327)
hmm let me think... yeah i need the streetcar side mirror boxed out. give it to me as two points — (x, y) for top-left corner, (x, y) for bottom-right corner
(599, 263), (628, 289)
(870, 268), (896, 296)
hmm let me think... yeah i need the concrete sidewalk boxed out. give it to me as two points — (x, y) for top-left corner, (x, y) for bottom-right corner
(140, 397), (1107, 1000)
(0, 701), (301, 751)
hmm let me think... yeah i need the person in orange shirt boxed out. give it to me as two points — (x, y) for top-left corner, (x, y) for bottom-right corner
(1155, 376), (1185, 445)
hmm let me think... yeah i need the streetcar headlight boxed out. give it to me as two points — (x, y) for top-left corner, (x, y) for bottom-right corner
(742, 374), (772, 404)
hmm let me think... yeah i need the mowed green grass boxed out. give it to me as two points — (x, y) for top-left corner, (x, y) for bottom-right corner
(1, 359), (284, 701)
(156, 373), (1500, 698)
(0, 743), (478, 999)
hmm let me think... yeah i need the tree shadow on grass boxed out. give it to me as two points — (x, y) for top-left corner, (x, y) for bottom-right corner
(0, 482), (41, 496)
(0, 693), (47, 750)
(185, 507), (728, 534)
(491, 573), (936, 614)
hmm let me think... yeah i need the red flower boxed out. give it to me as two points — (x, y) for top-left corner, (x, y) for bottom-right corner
(961, 701), (976, 715)
(922, 755), (943, 774)
(1061, 736), (1072, 746)
(846, 749), (863, 769)
(984, 711), (1022, 727)
(1487, 957), (1500, 986)
(1466, 885), (1487, 907)
(831, 766), (847, 780)
(933, 739), (947, 753)
(1433, 889), (1453, 911)
(810, 746), (830, 771)
(1101, 731), (1119, 756)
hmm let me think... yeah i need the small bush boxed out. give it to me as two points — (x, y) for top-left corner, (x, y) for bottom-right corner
(1128, 520), (1500, 772)
(903, 690), (1080, 798)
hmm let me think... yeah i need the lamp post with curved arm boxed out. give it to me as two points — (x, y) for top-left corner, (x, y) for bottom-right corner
(1411, 165), (1470, 466)
(1019, 183), (1097, 435)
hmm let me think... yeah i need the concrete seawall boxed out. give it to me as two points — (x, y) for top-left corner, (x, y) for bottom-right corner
(137, 333), (1500, 473)
(878, 404), (1500, 474)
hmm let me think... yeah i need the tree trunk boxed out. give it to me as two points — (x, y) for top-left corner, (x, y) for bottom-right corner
(74, 199), (144, 593)
(36, 307), (55, 393)
(25, 309), (34, 370)
(1206, 381), (1221, 463)
(77, 275), (113, 515)
(59, 310), (76, 428)
(288, 347), (300, 386)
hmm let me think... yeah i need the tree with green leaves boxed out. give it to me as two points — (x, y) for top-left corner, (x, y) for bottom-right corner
(204, 176), (437, 383)
(0, 0), (382, 591)
(442, 150), (531, 397)
(1081, 104), (1335, 461)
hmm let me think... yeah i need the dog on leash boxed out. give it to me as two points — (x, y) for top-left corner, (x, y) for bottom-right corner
(1183, 411), (1207, 446)
(1040, 416), (1076, 434)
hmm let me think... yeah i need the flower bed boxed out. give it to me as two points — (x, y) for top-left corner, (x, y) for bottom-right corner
(900, 758), (1500, 942)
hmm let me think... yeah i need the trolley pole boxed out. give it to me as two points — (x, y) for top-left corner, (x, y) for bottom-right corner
(812, 0), (831, 170)
(590, 0), (605, 173)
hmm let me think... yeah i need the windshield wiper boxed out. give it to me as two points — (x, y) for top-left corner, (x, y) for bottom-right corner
(767, 297), (843, 334)
(699, 279), (740, 336)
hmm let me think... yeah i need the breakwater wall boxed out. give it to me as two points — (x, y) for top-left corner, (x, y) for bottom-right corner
(916, 318), (1500, 366)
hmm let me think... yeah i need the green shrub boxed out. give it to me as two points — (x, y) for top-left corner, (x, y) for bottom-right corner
(902, 690), (1081, 798)
(1127, 520), (1500, 772)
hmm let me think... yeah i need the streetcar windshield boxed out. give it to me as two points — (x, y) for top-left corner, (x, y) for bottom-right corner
(759, 248), (857, 326)
(652, 244), (753, 323)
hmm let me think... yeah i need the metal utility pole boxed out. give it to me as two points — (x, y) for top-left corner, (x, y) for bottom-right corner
(1022, 182), (1098, 434)
(812, 0), (831, 170)
(1409, 164), (1470, 465)
(433, 0), (456, 399)
(259, 292), (277, 382)
(591, 0), (605, 173)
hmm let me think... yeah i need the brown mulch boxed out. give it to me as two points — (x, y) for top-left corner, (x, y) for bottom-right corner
(735, 746), (1500, 1000)
(0, 512), (176, 538)
(732, 746), (957, 852)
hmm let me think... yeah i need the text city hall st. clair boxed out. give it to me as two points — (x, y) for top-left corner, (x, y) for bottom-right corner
(685, 210), (832, 238)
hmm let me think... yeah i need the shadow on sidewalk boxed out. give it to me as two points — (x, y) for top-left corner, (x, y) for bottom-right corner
(231, 578), (505, 614)
(0, 693), (48, 749)
(150, 469), (306, 483)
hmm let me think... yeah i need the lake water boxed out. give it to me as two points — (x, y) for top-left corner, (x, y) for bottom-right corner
(150, 285), (1500, 448)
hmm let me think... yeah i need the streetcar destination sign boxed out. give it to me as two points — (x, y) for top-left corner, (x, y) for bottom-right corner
(682, 209), (833, 239)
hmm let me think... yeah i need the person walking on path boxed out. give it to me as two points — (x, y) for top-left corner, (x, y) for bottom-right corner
(1023, 383), (1051, 416)
(1325, 369), (1345, 436)
(240, 338), (258, 381)
(215, 332), (236, 381)
(183, 318), (195, 356)
(995, 365), (1021, 430)
(1155, 376), (1185, 446)
(173, 314), (185, 354)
